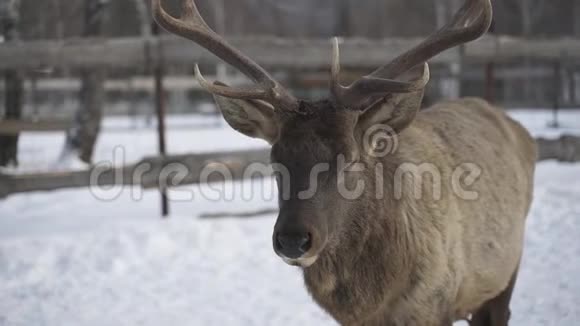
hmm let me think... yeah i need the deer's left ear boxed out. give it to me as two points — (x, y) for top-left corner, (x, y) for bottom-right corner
(355, 66), (427, 135)
(356, 90), (425, 135)
(213, 95), (280, 144)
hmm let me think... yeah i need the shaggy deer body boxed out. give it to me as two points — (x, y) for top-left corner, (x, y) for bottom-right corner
(153, 0), (536, 325)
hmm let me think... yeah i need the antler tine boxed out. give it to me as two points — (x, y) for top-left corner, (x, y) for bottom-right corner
(449, 0), (488, 29)
(179, 0), (198, 22)
(331, 38), (430, 107)
(331, 38), (341, 95)
(332, 0), (491, 109)
(194, 65), (269, 100)
(151, 0), (298, 111)
(371, 0), (492, 79)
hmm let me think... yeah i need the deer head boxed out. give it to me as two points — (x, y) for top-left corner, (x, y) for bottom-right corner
(152, 0), (492, 267)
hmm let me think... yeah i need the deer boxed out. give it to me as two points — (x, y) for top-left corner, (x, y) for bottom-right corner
(152, 0), (537, 325)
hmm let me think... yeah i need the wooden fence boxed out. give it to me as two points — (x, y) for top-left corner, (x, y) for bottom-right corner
(0, 119), (72, 134)
(0, 149), (270, 199)
(1, 135), (580, 199)
(1, 35), (580, 209)
(1, 35), (580, 70)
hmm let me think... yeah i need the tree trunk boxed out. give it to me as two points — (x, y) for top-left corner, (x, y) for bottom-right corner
(574, 1), (580, 37)
(519, 0), (545, 105)
(520, 0), (534, 104)
(131, 0), (154, 126)
(434, 0), (462, 99)
(132, 0), (150, 40)
(574, 1), (580, 106)
(60, 0), (109, 165)
(73, 70), (106, 163)
(0, 0), (23, 167)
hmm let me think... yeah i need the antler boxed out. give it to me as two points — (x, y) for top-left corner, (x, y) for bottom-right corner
(152, 0), (298, 111)
(332, 0), (493, 109)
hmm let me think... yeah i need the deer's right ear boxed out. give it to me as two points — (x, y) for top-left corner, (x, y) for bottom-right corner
(213, 95), (280, 144)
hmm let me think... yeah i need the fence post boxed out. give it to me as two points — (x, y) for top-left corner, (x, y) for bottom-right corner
(485, 62), (495, 103)
(549, 59), (562, 128)
(0, 0), (23, 167)
(152, 22), (170, 218)
(570, 67), (577, 106)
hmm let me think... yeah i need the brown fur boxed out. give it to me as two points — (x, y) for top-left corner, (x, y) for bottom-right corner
(215, 94), (536, 325)
(152, 0), (526, 323)
(230, 96), (532, 326)
(290, 98), (536, 325)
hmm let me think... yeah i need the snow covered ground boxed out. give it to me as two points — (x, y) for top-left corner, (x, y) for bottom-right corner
(0, 109), (579, 326)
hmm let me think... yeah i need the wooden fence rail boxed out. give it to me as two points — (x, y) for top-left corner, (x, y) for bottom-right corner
(1, 136), (580, 199)
(1, 35), (580, 71)
(0, 119), (72, 134)
(0, 148), (270, 199)
(537, 135), (580, 162)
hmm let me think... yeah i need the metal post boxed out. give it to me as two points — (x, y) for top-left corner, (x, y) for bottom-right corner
(152, 23), (169, 217)
(30, 74), (38, 118)
(570, 68), (577, 106)
(550, 59), (562, 128)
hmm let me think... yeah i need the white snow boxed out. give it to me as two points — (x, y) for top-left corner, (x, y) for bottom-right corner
(0, 108), (579, 326)
(5, 114), (267, 175)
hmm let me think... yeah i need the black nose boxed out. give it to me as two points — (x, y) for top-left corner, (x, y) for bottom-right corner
(275, 232), (312, 259)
